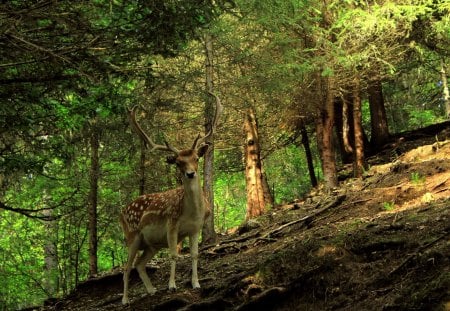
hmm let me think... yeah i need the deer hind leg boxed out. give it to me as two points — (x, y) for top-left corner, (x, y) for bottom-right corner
(189, 232), (200, 289)
(135, 247), (157, 295)
(167, 226), (179, 290)
(122, 237), (141, 305)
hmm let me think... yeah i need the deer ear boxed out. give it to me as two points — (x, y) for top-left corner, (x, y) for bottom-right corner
(166, 155), (177, 164)
(197, 144), (209, 158)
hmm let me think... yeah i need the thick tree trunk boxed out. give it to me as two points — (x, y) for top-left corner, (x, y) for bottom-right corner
(334, 96), (354, 164)
(88, 120), (99, 277)
(353, 78), (365, 178)
(261, 171), (274, 207)
(368, 79), (389, 148)
(202, 32), (217, 245)
(440, 59), (450, 119)
(318, 77), (338, 189)
(244, 108), (266, 219)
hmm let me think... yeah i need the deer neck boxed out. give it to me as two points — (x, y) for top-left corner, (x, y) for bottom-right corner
(182, 176), (203, 213)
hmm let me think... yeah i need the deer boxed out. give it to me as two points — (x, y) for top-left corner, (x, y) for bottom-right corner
(120, 93), (222, 305)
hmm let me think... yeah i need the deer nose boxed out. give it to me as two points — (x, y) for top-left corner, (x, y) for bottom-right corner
(186, 172), (196, 179)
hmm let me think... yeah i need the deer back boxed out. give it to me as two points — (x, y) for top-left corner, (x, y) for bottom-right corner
(120, 188), (184, 245)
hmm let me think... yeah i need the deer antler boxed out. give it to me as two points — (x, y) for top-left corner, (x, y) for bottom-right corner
(192, 92), (223, 149)
(127, 105), (179, 154)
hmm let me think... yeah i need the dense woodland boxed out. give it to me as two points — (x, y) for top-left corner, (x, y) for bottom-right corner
(0, 1), (449, 309)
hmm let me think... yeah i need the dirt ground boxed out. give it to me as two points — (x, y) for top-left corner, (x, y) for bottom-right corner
(30, 124), (450, 311)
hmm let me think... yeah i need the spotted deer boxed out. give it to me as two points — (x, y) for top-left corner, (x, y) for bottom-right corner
(120, 93), (222, 305)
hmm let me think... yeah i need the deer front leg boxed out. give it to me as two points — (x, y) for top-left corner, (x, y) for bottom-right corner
(189, 232), (200, 289)
(167, 224), (178, 291)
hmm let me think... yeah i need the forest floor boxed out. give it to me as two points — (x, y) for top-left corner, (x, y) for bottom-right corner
(30, 123), (450, 311)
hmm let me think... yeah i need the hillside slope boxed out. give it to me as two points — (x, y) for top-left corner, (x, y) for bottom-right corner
(32, 129), (450, 311)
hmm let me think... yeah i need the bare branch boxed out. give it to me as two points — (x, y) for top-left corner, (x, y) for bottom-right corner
(0, 187), (80, 221)
(0, 201), (60, 221)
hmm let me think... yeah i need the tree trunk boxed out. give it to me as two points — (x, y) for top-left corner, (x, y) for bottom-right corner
(299, 120), (317, 187)
(43, 197), (58, 297)
(88, 119), (100, 277)
(261, 171), (274, 207)
(368, 78), (389, 148)
(244, 108), (266, 219)
(342, 95), (355, 154)
(202, 32), (217, 245)
(353, 78), (365, 178)
(334, 96), (354, 164)
(440, 59), (450, 119)
(317, 77), (338, 189)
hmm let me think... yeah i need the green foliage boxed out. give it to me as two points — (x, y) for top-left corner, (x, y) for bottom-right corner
(0, 212), (47, 309)
(0, 125), (136, 308)
(382, 201), (396, 211)
(265, 145), (315, 205)
(361, 100), (372, 135)
(410, 172), (426, 186)
(384, 64), (447, 133)
(214, 171), (247, 233)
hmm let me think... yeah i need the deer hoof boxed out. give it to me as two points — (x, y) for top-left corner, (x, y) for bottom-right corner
(122, 296), (130, 305)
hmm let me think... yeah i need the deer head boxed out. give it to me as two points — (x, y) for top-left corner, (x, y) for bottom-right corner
(127, 92), (223, 179)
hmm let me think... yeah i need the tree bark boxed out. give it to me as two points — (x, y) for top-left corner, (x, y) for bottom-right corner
(43, 196), (58, 297)
(353, 78), (365, 178)
(317, 77), (338, 189)
(202, 32), (217, 245)
(368, 78), (390, 148)
(261, 171), (274, 207)
(342, 95), (355, 154)
(440, 59), (450, 119)
(88, 119), (100, 277)
(244, 108), (266, 219)
(299, 120), (317, 187)
(334, 96), (354, 164)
